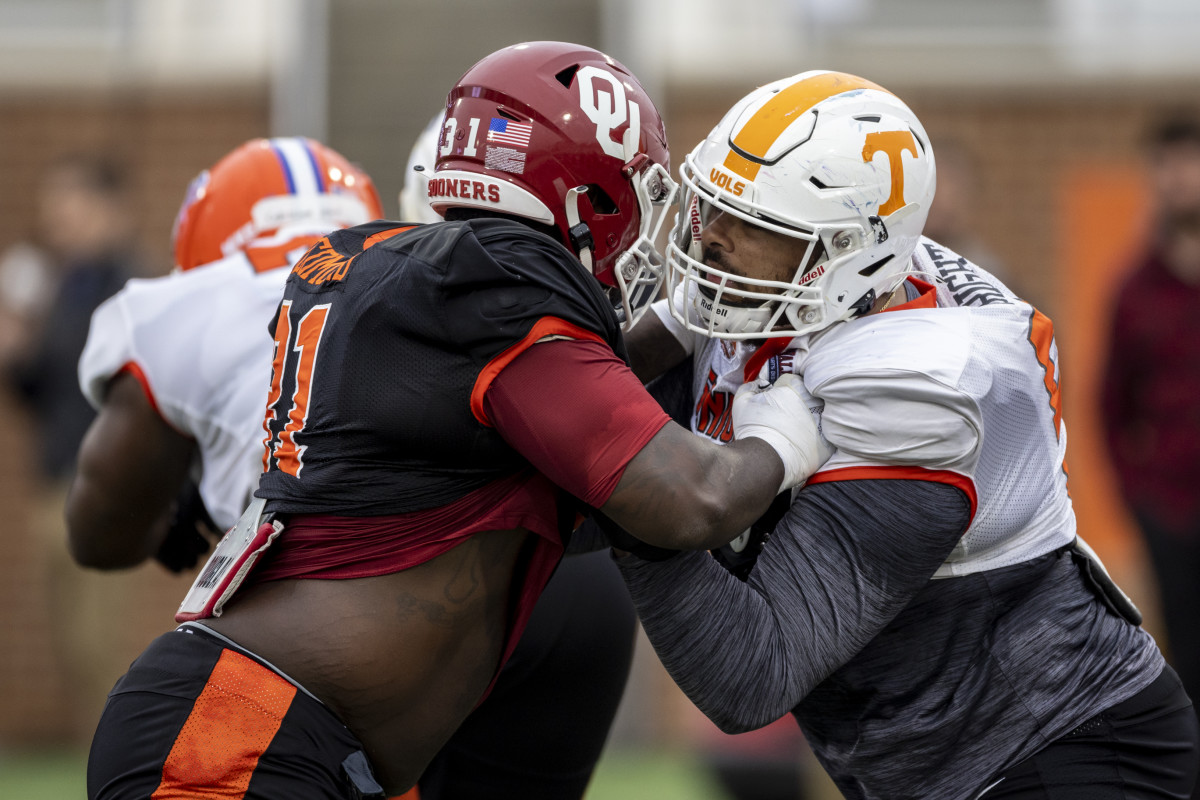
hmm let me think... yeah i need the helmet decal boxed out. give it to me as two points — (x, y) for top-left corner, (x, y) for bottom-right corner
(862, 130), (919, 215)
(708, 165), (748, 198)
(486, 117), (534, 148)
(576, 65), (639, 160)
(724, 72), (890, 181)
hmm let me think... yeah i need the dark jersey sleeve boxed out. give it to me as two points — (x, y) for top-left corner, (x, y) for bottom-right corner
(257, 219), (633, 516)
(617, 478), (970, 732)
(483, 338), (670, 508)
(420, 218), (627, 365)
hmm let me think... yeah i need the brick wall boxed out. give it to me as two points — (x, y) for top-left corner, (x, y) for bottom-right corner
(0, 91), (267, 745)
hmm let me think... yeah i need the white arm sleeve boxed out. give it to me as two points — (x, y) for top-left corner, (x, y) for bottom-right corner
(649, 281), (697, 356)
(804, 313), (983, 477)
(76, 259), (287, 530)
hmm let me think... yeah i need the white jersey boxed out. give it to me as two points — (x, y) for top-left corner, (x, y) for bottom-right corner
(655, 236), (1075, 576)
(79, 252), (288, 530)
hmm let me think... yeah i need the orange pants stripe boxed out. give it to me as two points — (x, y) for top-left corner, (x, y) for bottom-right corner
(151, 649), (298, 799)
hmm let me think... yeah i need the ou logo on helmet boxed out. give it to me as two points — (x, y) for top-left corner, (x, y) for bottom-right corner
(576, 66), (642, 161)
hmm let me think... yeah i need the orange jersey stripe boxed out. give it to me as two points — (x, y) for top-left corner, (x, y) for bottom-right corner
(470, 316), (607, 427)
(1027, 308), (1064, 441)
(116, 361), (163, 418)
(882, 277), (938, 313)
(115, 361), (192, 439)
(806, 464), (978, 523)
(363, 225), (415, 250)
(723, 72), (890, 181)
(151, 649), (297, 799)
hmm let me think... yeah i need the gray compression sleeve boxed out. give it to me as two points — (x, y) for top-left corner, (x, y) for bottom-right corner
(617, 479), (970, 733)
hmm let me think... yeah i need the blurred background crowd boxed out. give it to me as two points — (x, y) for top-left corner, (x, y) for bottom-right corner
(2, 1), (1200, 798)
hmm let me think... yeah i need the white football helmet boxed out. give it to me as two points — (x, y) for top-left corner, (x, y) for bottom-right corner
(666, 70), (936, 339)
(398, 112), (444, 223)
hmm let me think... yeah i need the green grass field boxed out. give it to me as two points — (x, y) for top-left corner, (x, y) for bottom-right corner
(0, 747), (734, 800)
(0, 750), (87, 799)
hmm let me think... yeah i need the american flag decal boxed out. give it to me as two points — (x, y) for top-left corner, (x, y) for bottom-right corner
(488, 117), (533, 148)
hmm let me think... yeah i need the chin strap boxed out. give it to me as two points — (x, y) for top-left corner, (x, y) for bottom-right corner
(565, 185), (594, 274)
(848, 289), (877, 318)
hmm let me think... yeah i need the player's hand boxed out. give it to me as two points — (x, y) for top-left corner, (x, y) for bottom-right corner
(712, 490), (790, 580)
(733, 373), (834, 493)
(154, 480), (221, 573)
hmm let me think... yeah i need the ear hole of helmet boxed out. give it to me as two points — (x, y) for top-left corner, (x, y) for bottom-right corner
(586, 185), (619, 215)
(555, 65), (579, 88)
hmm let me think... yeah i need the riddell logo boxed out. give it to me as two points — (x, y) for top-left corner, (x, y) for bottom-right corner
(697, 295), (727, 318)
(427, 178), (501, 204)
(799, 264), (825, 285)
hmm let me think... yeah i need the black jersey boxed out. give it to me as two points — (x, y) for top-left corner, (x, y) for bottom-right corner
(256, 218), (626, 517)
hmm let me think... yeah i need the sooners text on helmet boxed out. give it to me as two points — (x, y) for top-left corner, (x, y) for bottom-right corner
(427, 178), (501, 204)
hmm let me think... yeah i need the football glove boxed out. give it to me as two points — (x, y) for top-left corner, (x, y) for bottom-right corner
(733, 373), (834, 494)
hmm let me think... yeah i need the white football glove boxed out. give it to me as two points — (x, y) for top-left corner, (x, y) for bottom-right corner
(733, 374), (835, 494)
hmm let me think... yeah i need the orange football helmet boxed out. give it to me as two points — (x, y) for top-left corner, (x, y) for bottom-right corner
(171, 137), (383, 272)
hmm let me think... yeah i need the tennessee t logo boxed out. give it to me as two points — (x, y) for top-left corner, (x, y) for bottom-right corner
(863, 130), (918, 216)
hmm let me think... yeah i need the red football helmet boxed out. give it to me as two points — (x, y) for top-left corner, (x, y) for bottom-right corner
(171, 137), (383, 272)
(432, 41), (676, 329)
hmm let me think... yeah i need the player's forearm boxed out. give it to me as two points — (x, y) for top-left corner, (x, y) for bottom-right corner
(619, 548), (803, 732)
(602, 426), (785, 551)
(66, 373), (196, 569)
(65, 476), (168, 568)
